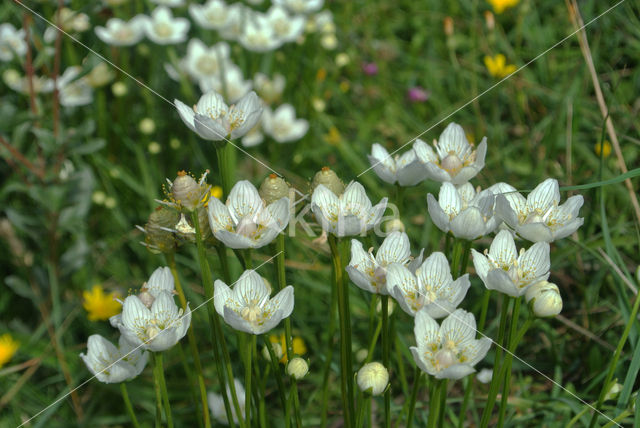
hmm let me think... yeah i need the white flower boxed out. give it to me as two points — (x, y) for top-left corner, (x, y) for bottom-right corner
(308, 10), (334, 33)
(346, 231), (422, 295)
(209, 379), (245, 425)
(311, 181), (388, 237)
(476, 368), (493, 384)
(110, 282), (190, 352)
(3, 69), (54, 94)
(184, 38), (230, 83)
(411, 309), (491, 380)
(274, 0), (324, 14)
(368, 144), (428, 187)
(207, 180), (290, 249)
(214, 270), (294, 335)
(413, 122), (487, 185)
(525, 280), (562, 317)
(144, 7), (190, 45)
(239, 13), (283, 52)
(57, 67), (93, 107)
(138, 266), (175, 306)
(471, 229), (550, 297)
(495, 178), (584, 242)
(80, 335), (148, 383)
(95, 16), (146, 46)
(43, 8), (90, 43)
(427, 182), (499, 240)
(241, 122), (265, 147)
(0, 24), (27, 62)
(387, 252), (470, 317)
(357, 362), (389, 395)
(262, 104), (309, 143)
(199, 65), (252, 104)
(175, 90), (263, 141)
(190, 0), (231, 30)
(266, 6), (306, 43)
(218, 3), (245, 41)
(253, 72), (285, 105)
(151, 0), (185, 7)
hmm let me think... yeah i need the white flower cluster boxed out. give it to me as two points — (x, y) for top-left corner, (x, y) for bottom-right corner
(80, 267), (191, 383)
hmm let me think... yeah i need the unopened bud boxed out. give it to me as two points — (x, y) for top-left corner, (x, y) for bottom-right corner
(138, 290), (155, 308)
(112, 81), (127, 97)
(604, 381), (622, 401)
(259, 174), (290, 205)
(144, 207), (179, 254)
(311, 167), (345, 196)
(484, 11), (495, 30)
(355, 348), (369, 363)
(171, 171), (208, 212)
(385, 219), (405, 233)
(263, 342), (283, 362)
(357, 362), (389, 396)
(287, 357), (309, 380)
(139, 118), (156, 135)
(443, 16), (454, 36)
(525, 281), (562, 317)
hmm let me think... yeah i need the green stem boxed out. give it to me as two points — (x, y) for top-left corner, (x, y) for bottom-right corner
(355, 394), (371, 428)
(320, 265), (338, 428)
(177, 342), (204, 428)
(153, 354), (162, 428)
(215, 244), (232, 284)
(291, 382), (303, 428)
(328, 234), (354, 428)
(216, 144), (235, 198)
(437, 379), (448, 426)
(450, 239), (465, 277)
(120, 383), (140, 428)
(381, 295), (391, 428)
(426, 379), (442, 428)
(191, 211), (242, 428)
(364, 318), (382, 364)
(265, 338), (290, 428)
(165, 252), (211, 428)
(245, 335), (255, 425)
(406, 368), (422, 428)
(274, 235), (294, 360)
(589, 287), (640, 427)
(154, 353), (174, 428)
(479, 295), (511, 428)
(497, 298), (524, 428)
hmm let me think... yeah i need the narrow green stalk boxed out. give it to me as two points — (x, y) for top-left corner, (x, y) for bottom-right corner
(216, 144), (235, 198)
(191, 211), (242, 428)
(290, 382), (303, 428)
(177, 342), (204, 428)
(244, 335), (255, 425)
(215, 244), (232, 283)
(120, 383), (140, 428)
(426, 379), (442, 428)
(355, 394), (371, 428)
(393, 317), (409, 396)
(497, 298), (523, 428)
(244, 249), (253, 270)
(153, 354), (163, 428)
(165, 252), (211, 428)
(265, 338), (290, 428)
(364, 318), (382, 364)
(251, 338), (266, 428)
(328, 234), (355, 428)
(437, 379), (448, 426)
(450, 239), (465, 277)
(381, 295), (391, 428)
(153, 353), (174, 428)
(480, 295), (512, 428)
(589, 286), (640, 427)
(320, 270), (338, 428)
(406, 368), (423, 428)
(274, 235), (294, 360)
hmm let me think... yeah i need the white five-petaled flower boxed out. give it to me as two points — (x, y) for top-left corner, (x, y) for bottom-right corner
(214, 270), (294, 335)
(471, 229), (550, 297)
(189, 0), (231, 30)
(3, 69), (54, 94)
(411, 309), (491, 380)
(80, 334), (148, 383)
(57, 66), (93, 107)
(143, 7), (190, 45)
(95, 16), (146, 46)
(199, 65), (252, 104)
(368, 143), (429, 187)
(387, 252), (470, 318)
(266, 6), (306, 43)
(175, 90), (263, 141)
(207, 180), (290, 249)
(311, 181), (388, 237)
(208, 378), (245, 425)
(262, 104), (309, 143)
(253, 72), (285, 105)
(239, 13), (283, 53)
(346, 231), (423, 295)
(427, 182), (499, 240)
(274, 0), (324, 14)
(413, 122), (487, 185)
(0, 23), (27, 62)
(183, 38), (231, 83)
(495, 178), (584, 242)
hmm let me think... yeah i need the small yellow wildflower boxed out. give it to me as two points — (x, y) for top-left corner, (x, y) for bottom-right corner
(488, 0), (519, 14)
(594, 140), (612, 158)
(325, 126), (342, 145)
(0, 334), (19, 368)
(316, 68), (327, 83)
(339, 80), (350, 93)
(484, 54), (517, 78)
(83, 285), (121, 321)
(270, 333), (307, 363)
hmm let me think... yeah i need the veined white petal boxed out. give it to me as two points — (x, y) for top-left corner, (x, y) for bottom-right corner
(311, 184), (339, 224)
(151, 292), (180, 328)
(435, 364), (475, 380)
(341, 182), (372, 216)
(424, 162), (452, 183)
(234, 270), (270, 307)
(367, 198), (388, 228)
(214, 280), (233, 316)
(426, 193), (451, 233)
(376, 231), (410, 265)
(223, 305), (254, 334)
(346, 266), (377, 294)
(121, 296), (151, 337)
(410, 345), (434, 376)
(516, 223), (553, 243)
(527, 178), (560, 213)
(228, 180), (263, 219)
(208, 196), (233, 232)
(268, 286), (294, 319)
(438, 182), (462, 217)
(485, 269), (519, 296)
(413, 139), (438, 163)
(414, 309), (440, 350)
(194, 114), (228, 140)
(417, 252), (452, 291)
(518, 242), (550, 283)
(175, 99), (197, 131)
(488, 230), (517, 268)
(450, 207), (486, 240)
(440, 309), (476, 347)
(146, 267), (174, 296)
(471, 249), (490, 281)
(387, 263), (420, 315)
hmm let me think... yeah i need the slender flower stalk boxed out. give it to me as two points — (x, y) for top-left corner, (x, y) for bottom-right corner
(217, 144), (235, 198)
(438, 379), (448, 426)
(426, 379), (443, 428)
(328, 234), (355, 428)
(264, 338), (290, 428)
(120, 383), (141, 428)
(406, 368), (422, 428)
(244, 334), (255, 424)
(497, 298), (522, 427)
(320, 273), (338, 428)
(381, 295), (391, 428)
(153, 353), (174, 428)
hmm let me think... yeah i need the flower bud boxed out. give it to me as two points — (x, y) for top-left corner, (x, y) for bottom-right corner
(443, 16), (454, 36)
(112, 81), (127, 97)
(311, 167), (345, 196)
(476, 368), (493, 384)
(357, 362), (389, 396)
(385, 219), (405, 233)
(604, 381), (622, 401)
(86, 62), (114, 88)
(287, 357), (309, 380)
(484, 11), (495, 30)
(262, 342), (283, 362)
(525, 281), (562, 317)
(139, 118), (156, 135)
(355, 349), (369, 363)
(138, 289), (155, 308)
(259, 174), (290, 205)
(144, 207), (179, 254)
(171, 171), (207, 212)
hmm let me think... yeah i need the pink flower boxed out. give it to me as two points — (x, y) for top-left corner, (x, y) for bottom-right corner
(407, 86), (430, 103)
(362, 62), (378, 76)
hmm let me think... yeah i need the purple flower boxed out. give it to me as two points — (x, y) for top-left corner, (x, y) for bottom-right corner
(362, 62), (378, 76)
(408, 86), (430, 103)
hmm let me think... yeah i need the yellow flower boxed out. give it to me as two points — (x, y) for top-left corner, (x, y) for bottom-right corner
(325, 126), (342, 145)
(270, 333), (307, 363)
(484, 54), (517, 78)
(594, 140), (612, 158)
(0, 334), (19, 368)
(488, 0), (519, 14)
(202, 186), (223, 208)
(83, 285), (121, 321)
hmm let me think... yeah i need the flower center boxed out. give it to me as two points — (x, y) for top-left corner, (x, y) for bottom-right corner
(115, 27), (133, 41)
(196, 56), (219, 74)
(440, 153), (463, 175)
(154, 22), (173, 38)
(241, 302), (262, 323)
(434, 349), (456, 369)
(236, 217), (258, 237)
